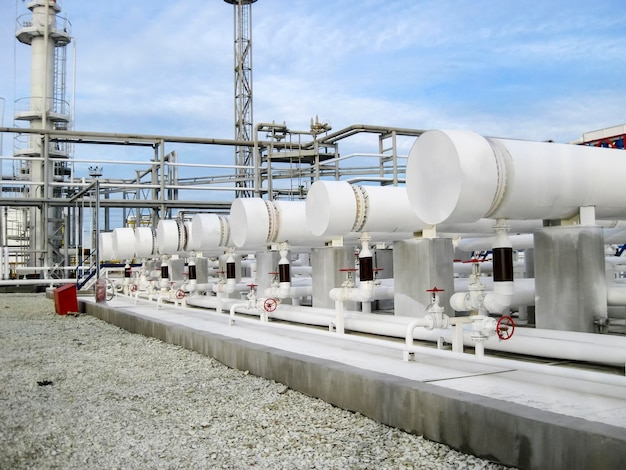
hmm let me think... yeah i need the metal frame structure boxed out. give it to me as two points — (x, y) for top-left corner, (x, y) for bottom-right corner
(225, 0), (258, 198)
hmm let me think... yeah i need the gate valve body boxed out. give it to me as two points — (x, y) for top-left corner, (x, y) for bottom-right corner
(425, 287), (450, 330)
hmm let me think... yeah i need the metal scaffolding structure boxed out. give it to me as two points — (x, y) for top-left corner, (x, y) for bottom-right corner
(225, 0), (258, 198)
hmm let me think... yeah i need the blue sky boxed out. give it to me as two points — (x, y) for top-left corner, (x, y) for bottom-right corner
(2, 0), (626, 154)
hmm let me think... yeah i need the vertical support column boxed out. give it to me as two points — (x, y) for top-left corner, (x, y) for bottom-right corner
(311, 246), (354, 309)
(518, 247), (535, 325)
(534, 226), (607, 332)
(393, 238), (454, 317)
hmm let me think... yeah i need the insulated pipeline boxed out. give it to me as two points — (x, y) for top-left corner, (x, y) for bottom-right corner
(406, 129), (626, 224)
(279, 262), (290, 284)
(359, 256), (374, 282)
(188, 264), (197, 281)
(492, 247), (513, 282)
(226, 262), (236, 280)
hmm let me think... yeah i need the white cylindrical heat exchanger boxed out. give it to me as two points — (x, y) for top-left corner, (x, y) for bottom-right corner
(406, 129), (626, 224)
(229, 198), (321, 248)
(112, 227), (136, 260)
(135, 227), (156, 258)
(184, 221), (197, 252)
(156, 219), (185, 255)
(99, 232), (115, 261)
(191, 214), (232, 252)
(305, 180), (431, 237)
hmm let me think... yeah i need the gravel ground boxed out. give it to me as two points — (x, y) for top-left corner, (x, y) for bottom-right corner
(0, 293), (510, 469)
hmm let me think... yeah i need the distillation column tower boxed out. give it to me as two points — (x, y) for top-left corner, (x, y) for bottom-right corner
(14, 0), (72, 271)
(224, 0), (258, 197)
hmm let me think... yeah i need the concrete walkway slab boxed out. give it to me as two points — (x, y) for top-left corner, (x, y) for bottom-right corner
(80, 296), (626, 470)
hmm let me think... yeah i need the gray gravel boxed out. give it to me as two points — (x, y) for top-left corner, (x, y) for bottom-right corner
(0, 293), (509, 469)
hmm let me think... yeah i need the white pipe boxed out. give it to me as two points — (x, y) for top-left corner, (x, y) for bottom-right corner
(453, 277), (536, 308)
(605, 284), (626, 307)
(0, 278), (77, 286)
(264, 284), (313, 299)
(212, 280), (251, 295)
(182, 294), (626, 366)
(330, 281), (375, 303)
(456, 234), (535, 252)
(291, 265), (312, 275)
(407, 129), (626, 224)
(180, 295), (626, 386)
(229, 302), (251, 325)
(2, 247), (9, 279)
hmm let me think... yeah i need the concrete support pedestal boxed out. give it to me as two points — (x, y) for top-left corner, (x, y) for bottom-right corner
(255, 250), (281, 298)
(534, 226), (607, 332)
(393, 238), (454, 317)
(311, 246), (355, 309)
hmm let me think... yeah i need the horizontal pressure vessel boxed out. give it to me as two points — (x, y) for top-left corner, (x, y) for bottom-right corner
(191, 214), (232, 252)
(112, 227), (136, 260)
(305, 180), (430, 237)
(99, 232), (115, 261)
(406, 129), (626, 224)
(229, 198), (321, 248)
(156, 219), (185, 255)
(134, 227), (156, 258)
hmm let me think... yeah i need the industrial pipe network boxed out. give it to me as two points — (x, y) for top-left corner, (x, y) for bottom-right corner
(85, 130), (626, 375)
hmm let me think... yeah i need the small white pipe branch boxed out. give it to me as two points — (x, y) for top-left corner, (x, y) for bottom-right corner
(229, 301), (253, 325)
(264, 284), (312, 300)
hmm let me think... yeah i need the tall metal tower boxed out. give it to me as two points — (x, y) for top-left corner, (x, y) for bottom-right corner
(14, 0), (72, 271)
(224, 0), (257, 197)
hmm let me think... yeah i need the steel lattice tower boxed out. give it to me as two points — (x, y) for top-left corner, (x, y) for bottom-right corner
(224, 0), (257, 197)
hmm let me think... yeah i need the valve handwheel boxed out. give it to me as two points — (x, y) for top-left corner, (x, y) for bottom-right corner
(263, 298), (278, 312)
(129, 284), (138, 293)
(175, 289), (186, 300)
(426, 287), (445, 293)
(496, 315), (515, 340)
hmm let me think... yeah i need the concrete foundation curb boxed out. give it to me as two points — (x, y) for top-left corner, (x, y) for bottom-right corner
(81, 299), (626, 470)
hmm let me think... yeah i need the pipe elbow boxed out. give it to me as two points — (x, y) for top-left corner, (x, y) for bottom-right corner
(450, 292), (471, 312)
(329, 287), (345, 302)
(356, 281), (374, 302)
(225, 278), (236, 294)
(483, 282), (514, 314)
(279, 282), (291, 299)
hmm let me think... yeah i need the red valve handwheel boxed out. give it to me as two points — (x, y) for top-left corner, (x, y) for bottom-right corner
(129, 284), (138, 293)
(263, 298), (278, 312)
(175, 289), (186, 300)
(496, 315), (515, 340)
(426, 287), (445, 293)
